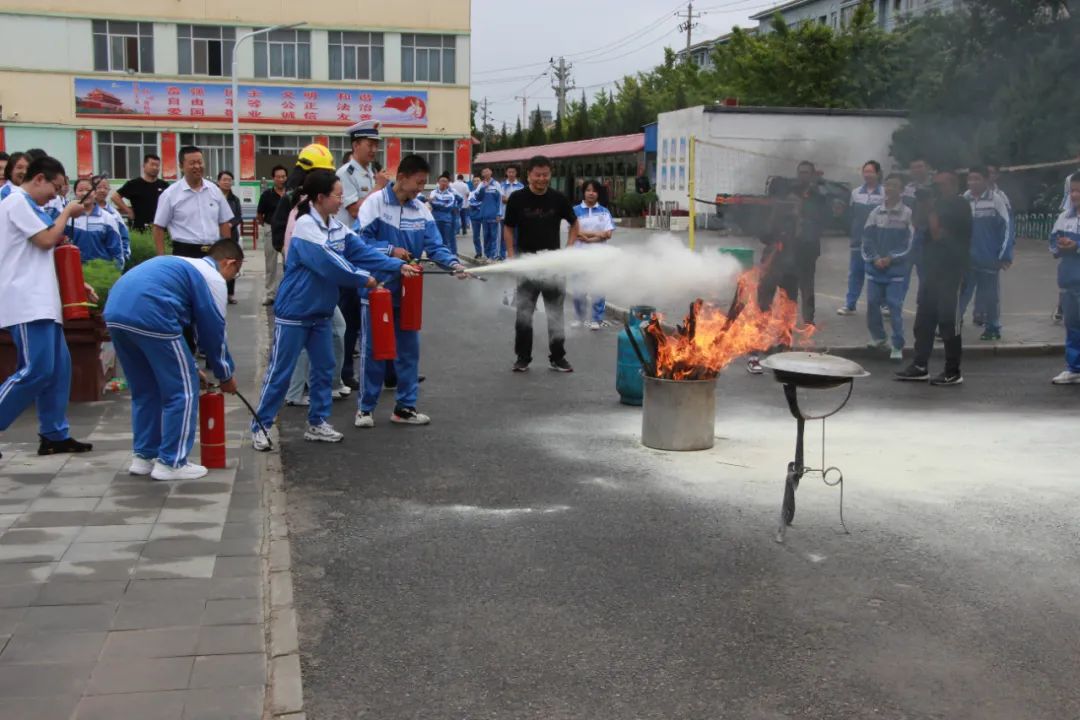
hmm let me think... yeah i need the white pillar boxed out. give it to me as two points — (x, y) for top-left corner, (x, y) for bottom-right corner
(383, 33), (402, 83)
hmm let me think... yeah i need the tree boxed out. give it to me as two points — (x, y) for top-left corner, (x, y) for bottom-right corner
(495, 122), (509, 151)
(549, 109), (565, 144)
(619, 80), (650, 134)
(571, 91), (590, 141)
(511, 117), (524, 148)
(526, 105), (547, 147)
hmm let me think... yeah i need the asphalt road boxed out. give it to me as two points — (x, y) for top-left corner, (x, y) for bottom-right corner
(280, 272), (1079, 720)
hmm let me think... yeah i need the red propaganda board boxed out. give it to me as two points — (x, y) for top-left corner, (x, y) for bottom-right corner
(160, 132), (178, 180)
(75, 130), (94, 179)
(240, 134), (256, 180)
(0, 127), (5, 152)
(384, 137), (402, 176)
(455, 139), (471, 177)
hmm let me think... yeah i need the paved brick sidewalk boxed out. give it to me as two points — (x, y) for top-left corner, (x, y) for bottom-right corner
(0, 260), (273, 720)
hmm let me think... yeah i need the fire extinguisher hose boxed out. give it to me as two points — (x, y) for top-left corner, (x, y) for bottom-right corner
(206, 384), (273, 451)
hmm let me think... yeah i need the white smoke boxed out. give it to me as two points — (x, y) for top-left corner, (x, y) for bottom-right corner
(466, 235), (744, 309)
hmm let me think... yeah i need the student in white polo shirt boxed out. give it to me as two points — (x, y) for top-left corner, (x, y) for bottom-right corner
(152, 145), (233, 259)
(0, 156), (96, 459)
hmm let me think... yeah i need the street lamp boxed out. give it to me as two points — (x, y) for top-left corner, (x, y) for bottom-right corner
(231, 22), (305, 179)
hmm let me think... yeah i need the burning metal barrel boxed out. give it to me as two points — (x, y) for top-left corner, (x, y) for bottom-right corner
(641, 375), (716, 451)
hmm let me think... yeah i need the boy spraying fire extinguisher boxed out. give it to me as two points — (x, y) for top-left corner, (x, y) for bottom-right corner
(354, 154), (468, 429)
(251, 170), (416, 449)
(104, 239), (244, 481)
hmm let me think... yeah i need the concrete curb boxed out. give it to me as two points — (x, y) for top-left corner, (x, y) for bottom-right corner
(253, 303), (306, 720)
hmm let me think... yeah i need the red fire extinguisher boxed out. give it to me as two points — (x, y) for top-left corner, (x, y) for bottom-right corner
(399, 264), (423, 331)
(54, 244), (91, 321)
(199, 388), (227, 469)
(369, 286), (397, 361)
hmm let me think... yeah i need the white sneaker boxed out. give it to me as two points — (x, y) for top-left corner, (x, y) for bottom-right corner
(889, 347), (903, 362)
(836, 306), (856, 316)
(354, 411), (375, 428)
(331, 390), (344, 401)
(252, 427), (272, 452)
(569, 320), (583, 329)
(304, 422), (344, 443)
(129, 456), (154, 476)
(866, 339), (888, 350)
(335, 385), (352, 397)
(1051, 369), (1080, 385)
(391, 407), (431, 425)
(285, 397), (309, 407)
(151, 461), (208, 481)
(588, 321), (602, 331)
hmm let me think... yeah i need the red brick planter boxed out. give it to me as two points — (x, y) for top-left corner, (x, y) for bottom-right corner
(0, 315), (115, 403)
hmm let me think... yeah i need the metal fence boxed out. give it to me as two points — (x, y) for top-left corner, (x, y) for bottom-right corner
(1015, 212), (1058, 241)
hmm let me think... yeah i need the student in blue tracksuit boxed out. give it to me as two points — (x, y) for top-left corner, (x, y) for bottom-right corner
(0, 156), (95, 460)
(571, 180), (614, 329)
(67, 178), (125, 267)
(469, 178), (483, 257)
(838, 161), (884, 316)
(252, 170), (413, 449)
(469, 167), (502, 259)
(1049, 174), (1080, 385)
(354, 154), (467, 428)
(958, 166), (1013, 341)
(862, 174), (914, 361)
(498, 166), (524, 260)
(105, 240), (242, 480)
(428, 172), (460, 256)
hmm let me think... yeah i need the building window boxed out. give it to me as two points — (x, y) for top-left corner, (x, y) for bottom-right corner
(254, 30), (311, 80)
(328, 136), (385, 170)
(96, 131), (157, 179)
(92, 21), (154, 73)
(256, 135), (310, 158)
(178, 133), (234, 179)
(329, 32), (384, 82)
(401, 34), (456, 84)
(400, 138), (455, 179)
(178, 25), (235, 77)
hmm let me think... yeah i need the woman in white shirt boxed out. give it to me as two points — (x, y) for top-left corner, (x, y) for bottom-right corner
(571, 180), (615, 330)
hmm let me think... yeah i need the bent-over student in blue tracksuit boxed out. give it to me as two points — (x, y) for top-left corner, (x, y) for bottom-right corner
(354, 154), (467, 429)
(104, 240), (243, 481)
(251, 170), (412, 449)
(862, 174), (914, 360)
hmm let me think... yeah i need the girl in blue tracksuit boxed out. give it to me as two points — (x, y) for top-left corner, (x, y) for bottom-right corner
(862, 174), (914, 358)
(428, 173), (460, 256)
(958, 167), (1013, 340)
(67, 179), (124, 267)
(354, 155), (466, 428)
(469, 170), (503, 259)
(104, 241), (242, 480)
(1049, 175), (1080, 383)
(571, 180), (615, 328)
(252, 170), (411, 448)
(839, 161), (884, 315)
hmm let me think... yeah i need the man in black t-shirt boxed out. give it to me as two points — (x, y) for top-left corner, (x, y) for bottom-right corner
(111, 153), (169, 230)
(503, 155), (580, 373)
(256, 165), (288, 304)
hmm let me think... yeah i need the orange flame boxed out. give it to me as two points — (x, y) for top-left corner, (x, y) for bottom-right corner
(646, 265), (815, 380)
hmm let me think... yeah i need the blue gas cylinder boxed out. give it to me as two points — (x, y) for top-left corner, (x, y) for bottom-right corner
(616, 305), (655, 406)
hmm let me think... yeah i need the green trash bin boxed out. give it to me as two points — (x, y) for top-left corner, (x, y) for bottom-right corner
(718, 247), (755, 271)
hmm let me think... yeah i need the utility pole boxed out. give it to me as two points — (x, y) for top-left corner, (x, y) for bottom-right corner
(480, 96), (492, 153)
(514, 95), (527, 128)
(676, 1), (701, 58)
(549, 57), (575, 123)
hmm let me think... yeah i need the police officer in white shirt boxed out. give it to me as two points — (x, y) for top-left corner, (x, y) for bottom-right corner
(152, 145), (233, 258)
(0, 156), (96, 459)
(336, 121), (389, 226)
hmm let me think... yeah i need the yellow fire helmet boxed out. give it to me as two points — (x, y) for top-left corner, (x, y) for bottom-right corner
(296, 143), (335, 172)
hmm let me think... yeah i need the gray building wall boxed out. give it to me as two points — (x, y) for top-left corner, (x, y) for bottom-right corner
(753, 0), (961, 34)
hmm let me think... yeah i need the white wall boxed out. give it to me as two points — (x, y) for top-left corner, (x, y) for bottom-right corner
(657, 106), (906, 206)
(383, 33), (402, 83)
(310, 30), (329, 81)
(3, 126), (77, 174)
(0, 15), (93, 73)
(154, 23), (178, 76)
(235, 28), (255, 78)
(456, 35), (470, 86)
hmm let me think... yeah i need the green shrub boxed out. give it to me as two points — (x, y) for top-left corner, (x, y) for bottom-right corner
(125, 229), (165, 270)
(616, 190), (658, 217)
(82, 259), (122, 311)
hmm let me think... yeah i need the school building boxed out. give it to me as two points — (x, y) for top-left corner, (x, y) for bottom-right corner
(0, 0), (473, 191)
